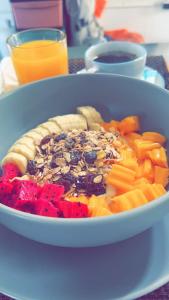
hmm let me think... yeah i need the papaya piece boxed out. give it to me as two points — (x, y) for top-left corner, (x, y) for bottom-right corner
(136, 162), (144, 179)
(101, 122), (112, 131)
(108, 164), (136, 183)
(88, 195), (108, 209)
(142, 159), (154, 181)
(88, 195), (111, 217)
(154, 166), (169, 187)
(119, 115), (140, 135)
(109, 120), (120, 130)
(133, 139), (161, 160)
(125, 189), (148, 207)
(142, 131), (166, 145)
(126, 132), (142, 140)
(106, 176), (133, 193)
(91, 206), (112, 217)
(119, 147), (135, 158)
(152, 184), (167, 197)
(136, 160), (153, 181)
(138, 183), (166, 201)
(118, 148), (138, 171)
(134, 177), (150, 187)
(110, 189), (147, 212)
(125, 132), (142, 148)
(67, 195), (89, 205)
(138, 183), (157, 201)
(118, 157), (139, 172)
(147, 147), (168, 168)
(106, 164), (136, 193)
(110, 195), (133, 213)
(101, 120), (120, 132)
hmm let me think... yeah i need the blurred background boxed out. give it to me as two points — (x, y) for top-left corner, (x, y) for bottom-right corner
(1, 0), (169, 58)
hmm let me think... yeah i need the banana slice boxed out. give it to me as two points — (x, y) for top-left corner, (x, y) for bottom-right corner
(51, 114), (87, 131)
(40, 121), (61, 134)
(77, 106), (104, 125)
(2, 152), (27, 174)
(9, 144), (36, 161)
(33, 127), (49, 137)
(89, 122), (102, 131)
(13, 137), (35, 150)
(24, 130), (42, 145)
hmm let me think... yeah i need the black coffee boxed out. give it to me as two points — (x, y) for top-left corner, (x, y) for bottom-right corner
(94, 51), (137, 64)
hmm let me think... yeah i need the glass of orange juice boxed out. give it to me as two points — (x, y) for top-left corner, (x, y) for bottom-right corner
(6, 28), (69, 84)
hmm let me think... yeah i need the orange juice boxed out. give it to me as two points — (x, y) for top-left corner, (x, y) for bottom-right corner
(11, 40), (68, 84)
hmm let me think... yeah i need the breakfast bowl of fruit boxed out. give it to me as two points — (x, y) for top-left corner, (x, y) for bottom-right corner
(0, 73), (169, 247)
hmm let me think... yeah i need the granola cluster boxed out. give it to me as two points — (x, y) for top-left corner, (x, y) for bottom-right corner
(26, 129), (121, 196)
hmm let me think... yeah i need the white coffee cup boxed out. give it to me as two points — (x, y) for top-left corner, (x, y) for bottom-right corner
(84, 41), (147, 78)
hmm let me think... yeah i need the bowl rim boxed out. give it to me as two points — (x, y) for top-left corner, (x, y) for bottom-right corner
(0, 72), (168, 100)
(0, 73), (169, 225)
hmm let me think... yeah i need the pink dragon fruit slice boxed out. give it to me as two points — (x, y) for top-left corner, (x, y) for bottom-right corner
(35, 200), (61, 217)
(58, 199), (72, 218)
(0, 194), (13, 207)
(0, 181), (13, 196)
(2, 163), (21, 181)
(58, 200), (88, 218)
(38, 183), (64, 205)
(15, 201), (36, 214)
(12, 180), (39, 208)
(71, 201), (88, 218)
(0, 181), (14, 207)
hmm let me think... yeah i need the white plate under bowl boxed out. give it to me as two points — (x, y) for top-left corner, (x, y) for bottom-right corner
(1, 215), (169, 300)
(142, 66), (165, 88)
(0, 58), (165, 96)
(78, 66), (165, 89)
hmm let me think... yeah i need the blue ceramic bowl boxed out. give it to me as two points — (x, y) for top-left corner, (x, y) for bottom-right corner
(0, 74), (169, 248)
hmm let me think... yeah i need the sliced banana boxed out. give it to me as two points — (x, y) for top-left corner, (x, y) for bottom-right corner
(33, 127), (49, 137)
(9, 144), (36, 161)
(89, 122), (102, 131)
(40, 121), (61, 134)
(2, 152), (27, 174)
(77, 106), (104, 125)
(51, 114), (87, 131)
(13, 137), (35, 150)
(24, 130), (42, 145)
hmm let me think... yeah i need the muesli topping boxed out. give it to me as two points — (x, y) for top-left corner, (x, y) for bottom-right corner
(26, 129), (121, 196)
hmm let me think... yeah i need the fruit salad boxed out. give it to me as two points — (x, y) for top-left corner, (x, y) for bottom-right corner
(0, 106), (168, 218)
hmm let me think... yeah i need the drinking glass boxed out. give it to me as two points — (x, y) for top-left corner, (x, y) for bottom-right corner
(7, 28), (69, 84)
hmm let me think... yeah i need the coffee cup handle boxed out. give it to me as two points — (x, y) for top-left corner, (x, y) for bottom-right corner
(77, 66), (98, 74)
